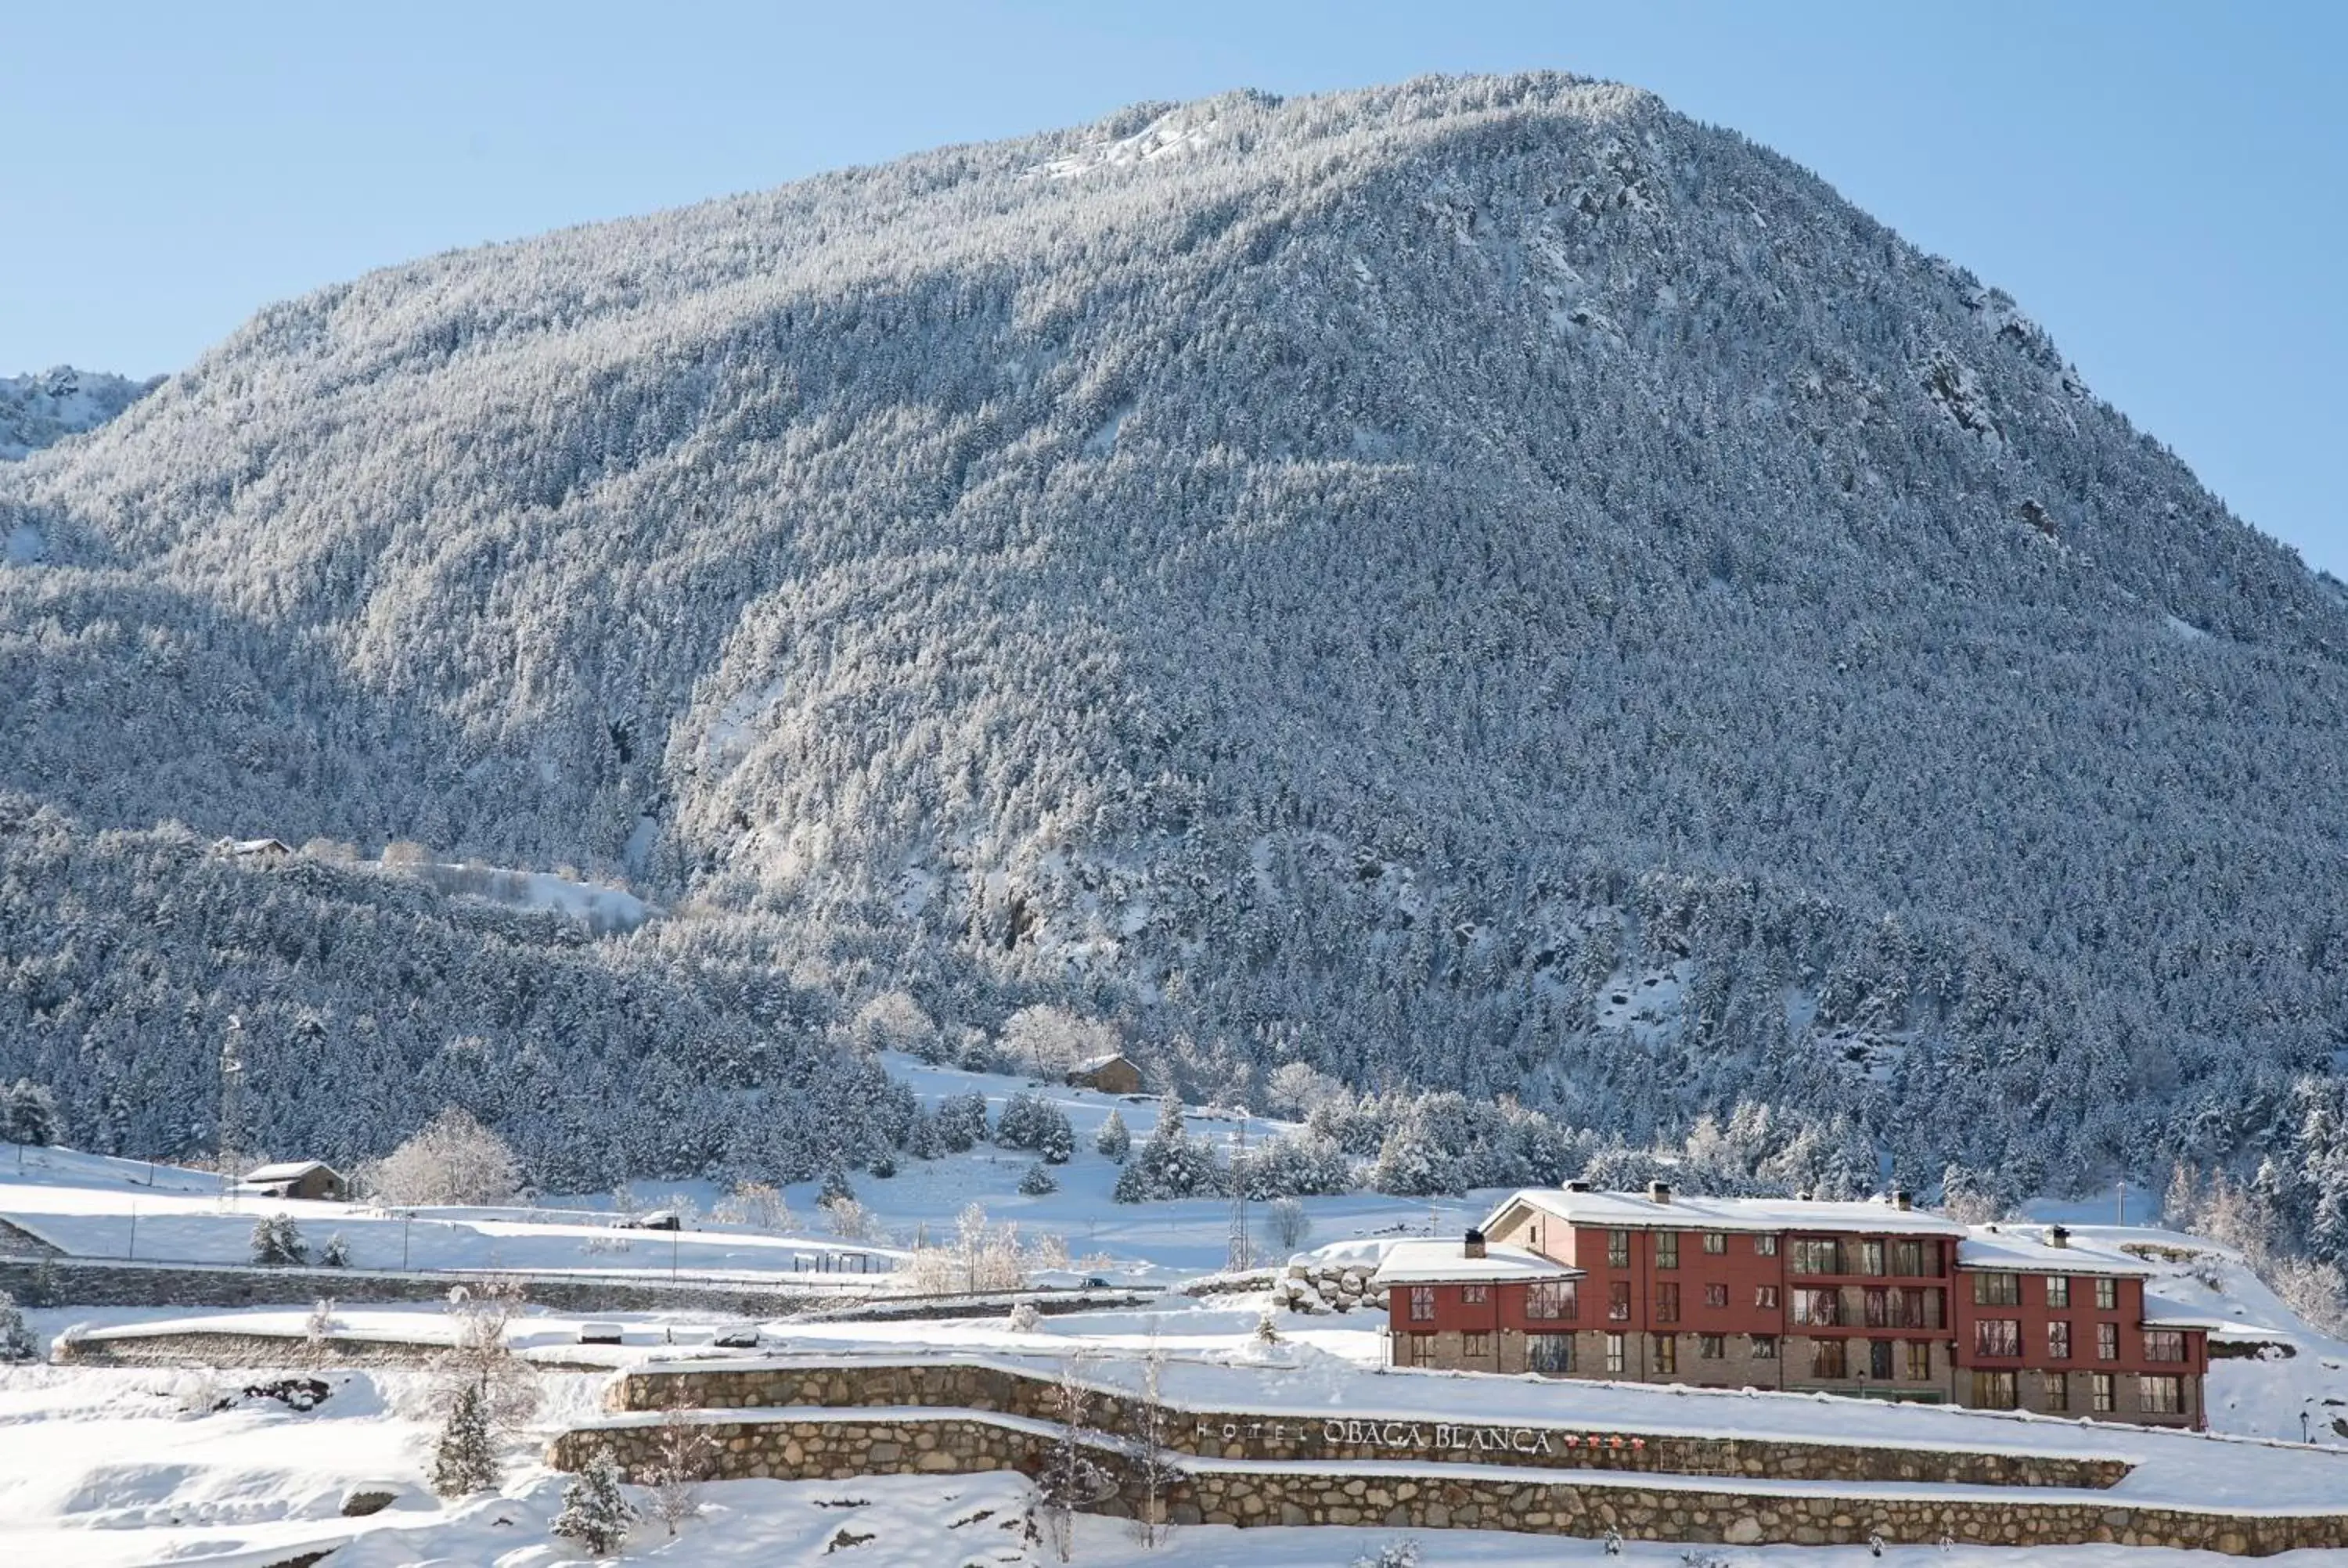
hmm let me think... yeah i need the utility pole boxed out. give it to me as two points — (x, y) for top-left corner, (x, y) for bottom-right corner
(128, 1201), (137, 1261)
(402, 1212), (413, 1271)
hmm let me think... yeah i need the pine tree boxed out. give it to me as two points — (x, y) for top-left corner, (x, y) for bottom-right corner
(430, 1380), (499, 1497)
(0, 1289), (36, 1362)
(250, 1214), (307, 1266)
(1095, 1110), (1131, 1163)
(552, 1446), (632, 1555)
(1018, 1162), (1059, 1196)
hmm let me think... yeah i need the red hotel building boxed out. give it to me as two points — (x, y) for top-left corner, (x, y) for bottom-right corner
(1374, 1181), (2209, 1429)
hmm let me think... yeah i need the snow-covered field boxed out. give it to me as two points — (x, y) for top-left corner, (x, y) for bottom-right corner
(13, 1062), (2348, 1562)
(0, 1144), (902, 1285)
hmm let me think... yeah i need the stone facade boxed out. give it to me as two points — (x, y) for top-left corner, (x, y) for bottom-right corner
(607, 1359), (2129, 1490)
(552, 1404), (2348, 1556)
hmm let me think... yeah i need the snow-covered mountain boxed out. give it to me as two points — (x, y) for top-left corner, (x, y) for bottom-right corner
(4, 75), (2346, 1232)
(0, 367), (157, 465)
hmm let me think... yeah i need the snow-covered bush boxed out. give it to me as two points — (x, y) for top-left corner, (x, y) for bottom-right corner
(1267, 1196), (1312, 1250)
(823, 1196), (877, 1241)
(432, 1282), (538, 1432)
(713, 1180), (790, 1232)
(362, 1107), (520, 1207)
(1018, 1162), (1060, 1196)
(640, 1404), (715, 1536)
(1007, 1300), (1042, 1333)
(305, 1297), (341, 1343)
(320, 1232), (351, 1268)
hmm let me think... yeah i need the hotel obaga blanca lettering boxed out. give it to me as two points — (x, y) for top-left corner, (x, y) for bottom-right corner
(1193, 1415), (1648, 1458)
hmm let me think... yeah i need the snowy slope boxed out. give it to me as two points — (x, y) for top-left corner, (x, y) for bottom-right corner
(0, 367), (156, 463)
(0, 1145), (900, 1284)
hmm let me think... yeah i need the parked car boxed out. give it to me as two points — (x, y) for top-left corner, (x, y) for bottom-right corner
(619, 1210), (681, 1231)
(578, 1322), (625, 1345)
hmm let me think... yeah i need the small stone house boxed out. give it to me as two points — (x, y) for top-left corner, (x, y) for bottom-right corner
(1064, 1052), (1143, 1095)
(241, 1160), (349, 1203)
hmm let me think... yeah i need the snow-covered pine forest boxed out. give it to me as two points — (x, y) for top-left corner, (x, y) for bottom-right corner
(0, 367), (157, 464)
(4, 77), (2348, 1261)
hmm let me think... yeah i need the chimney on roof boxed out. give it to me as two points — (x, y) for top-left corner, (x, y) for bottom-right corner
(1563, 1178), (1593, 1193)
(1464, 1228), (1487, 1260)
(1648, 1180), (1672, 1205)
(2048, 1225), (2071, 1250)
(1892, 1188), (1913, 1212)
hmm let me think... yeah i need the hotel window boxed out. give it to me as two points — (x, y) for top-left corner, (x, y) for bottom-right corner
(2095, 1278), (2118, 1311)
(1974, 1318), (2021, 1358)
(2098, 1323), (2119, 1361)
(1903, 1340), (1932, 1381)
(1699, 1333), (1726, 1360)
(1656, 1282), (1680, 1324)
(1608, 1230), (1630, 1268)
(1752, 1334), (1779, 1361)
(1654, 1334), (1678, 1375)
(1892, 1239), (1932, 1276)
(1527, 1334), (1573, 1375)
(1528, 1280), (1576, 1322)
(1703, 1232), (1727, 1255)
(1812, 1340), (1848, 1379)
(2144, 1330), (2187, 1364)
(2141, 1375), (2184, 1415)
(2047, 1321), (2071, 1360)
(1604, 1332), (1626, 1374)
(1792, 1288), (1839, 1326)
(2092, 1372), (2116, 1413)
(1790, 1238), (1842, 1275)
(1856, 1240), (1885, 1276)
(1869, 1339), (1894, 1380)
(1462, 1283), (1488, 1305)
(1608, 1282), (1631, 1322)
(2043, 1372), (2070, 1412)
(1755, 1285), (1780, 1310)
(1972, 1370), (2018, 1410)
(1703, 1283), (1728, 1309)
(1754, 1234), (1779, 1257)
(1972, 1271), (2020, 1306)
(2046, 1275), (2070, 1308)
(1899, 1287), (1931, 1329)
(1408, 1332), (1437, 1368)
(1657, 1232), (1680, 1270)
(1410, 1286), (1435, 1322)
(1463, 1331), (1493, 1360)
(1863, 1287), (1889, 1328)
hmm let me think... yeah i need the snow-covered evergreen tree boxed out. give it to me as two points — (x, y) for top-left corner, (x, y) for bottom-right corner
(551, 1447), (632, 1555)
(0, 1290), (35, 1362)
(1094, 1110), (1131, 1163)
(430, 1380), (499, 1498)
(250, 1214), (306, 1266)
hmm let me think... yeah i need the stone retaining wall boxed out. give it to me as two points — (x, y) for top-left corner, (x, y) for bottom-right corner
(549, 1408), (2348, 1556)
(0, 1253), (842, 1316)
(609, 1359), (2130, 1490)
(55, 1329), (605, 1372)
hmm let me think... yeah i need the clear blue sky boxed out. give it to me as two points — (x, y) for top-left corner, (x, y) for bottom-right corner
(5, 2), (2340, 570)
